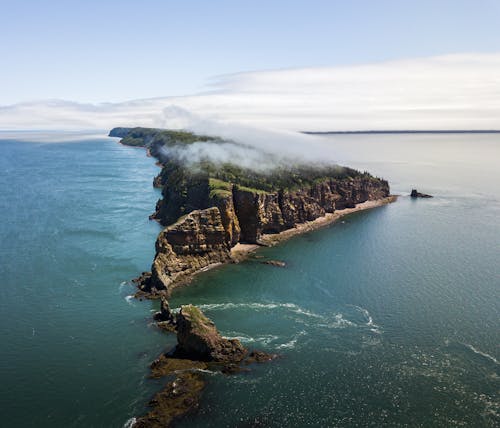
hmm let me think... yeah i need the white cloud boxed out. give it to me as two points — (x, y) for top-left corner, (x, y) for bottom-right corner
(1, 53), (500, 133)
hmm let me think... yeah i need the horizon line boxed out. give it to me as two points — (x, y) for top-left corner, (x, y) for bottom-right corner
(303, 130), (500, 135)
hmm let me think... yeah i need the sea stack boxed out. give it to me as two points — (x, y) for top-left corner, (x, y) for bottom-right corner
(410, 189), (433, 198)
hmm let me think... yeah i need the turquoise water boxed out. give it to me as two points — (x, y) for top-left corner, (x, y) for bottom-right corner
(1, 133), (499, 427)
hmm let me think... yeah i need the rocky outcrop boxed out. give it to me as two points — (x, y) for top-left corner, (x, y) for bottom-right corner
(138, 208), (232, 297)
(134, 357), (207, 428)
(174, 305), (247, 362)
(153, 297), (177, 332)
(136, 305), (276, 427)
(410, 189), (433, 198)
(210, 193), (241, 246)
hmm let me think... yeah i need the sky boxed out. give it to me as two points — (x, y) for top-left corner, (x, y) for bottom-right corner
(1, 0), (500, 131)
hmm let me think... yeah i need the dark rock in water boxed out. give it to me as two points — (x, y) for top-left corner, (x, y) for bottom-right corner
(410, 189), (433, 198)
(262, 259), (286, 268)
(134, 369), (206, 428)
(153, 297), (177, 331)
(175, 305), (247, 363)
(153, 297), (176, 322)
(245, 350), (279, 364)
(135, 305), (277, 427)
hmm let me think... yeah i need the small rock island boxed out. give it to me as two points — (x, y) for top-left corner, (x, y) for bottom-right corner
(410, 189), (433, 198)
(135, 304), (275, 427)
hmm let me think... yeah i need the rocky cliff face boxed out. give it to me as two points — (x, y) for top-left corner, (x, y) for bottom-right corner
(112, 127), (391, 296)
(231, 176), (389, 243)
(142, 175), (389, 295)
(139, 208), (232, 296)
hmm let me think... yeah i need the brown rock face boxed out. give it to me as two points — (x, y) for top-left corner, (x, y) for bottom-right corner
(175, 305), (247, 362)
(144, 208), (232, 295)
(140, 175), (389, 295)
(232, 176), (390, 243)
(211, 193), (241, 246)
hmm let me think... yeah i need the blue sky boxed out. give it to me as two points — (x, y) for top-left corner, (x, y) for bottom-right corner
(2, 0), (500, 105)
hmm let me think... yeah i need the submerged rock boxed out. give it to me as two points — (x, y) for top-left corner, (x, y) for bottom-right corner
(410, 189), (433, 198)
(262, 259), (286, 267)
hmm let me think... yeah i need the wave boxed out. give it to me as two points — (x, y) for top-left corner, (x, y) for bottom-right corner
(119, 280), (131, 291)
(195, 302), (324, 320)
(350, 305), (383, 334)
(462, 343), (499, 365)
(276, 331), (307, 350)
(124, 295), (135, 305)
(123, 417), (136, 428)
(226, 332), (281, 345)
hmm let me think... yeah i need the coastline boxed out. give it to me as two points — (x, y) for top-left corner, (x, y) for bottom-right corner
(231, 195), (397, 261)
(135, 195), (398, 298)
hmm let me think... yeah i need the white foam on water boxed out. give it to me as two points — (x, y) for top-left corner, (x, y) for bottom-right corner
(194, 302), (324, 320)
(462, 343), (499, 365)
(125, 295), (135, 305)
(276, 331), (307, 350)
(317, 313), (357, 329)
(277, 338), (298, 350)
(119, 280), (131, 292)
(226, 332), (281, 345)
(123, 417), (136, 428)
(351, 305), (383, 333)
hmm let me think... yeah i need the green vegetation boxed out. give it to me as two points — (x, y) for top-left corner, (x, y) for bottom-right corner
(115, 127), (214, 149)
(112, 126), (372, 195)
(181, 305), (213, 334)
(208, 178), (233, 198)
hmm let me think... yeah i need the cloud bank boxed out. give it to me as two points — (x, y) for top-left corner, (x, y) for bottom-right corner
(1, 53), (500, 133)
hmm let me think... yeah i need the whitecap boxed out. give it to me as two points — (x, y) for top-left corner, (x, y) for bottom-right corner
(277, 338), (298, 349)
(462, 343), (499, 365)
(226, 332), (280, 345)
(194, 302), (324, 321)
(123, 417), (136, 428)
(350, 305), (383, 333)
(276, 331), (307, 350)
(125, 295), (135, 305)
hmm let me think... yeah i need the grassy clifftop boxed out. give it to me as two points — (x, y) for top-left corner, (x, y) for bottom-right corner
(109, 127), (376, 195)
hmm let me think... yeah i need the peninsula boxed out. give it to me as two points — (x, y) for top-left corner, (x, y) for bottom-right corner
(109, 127), (394, 426)
(109, 127), (394, 298)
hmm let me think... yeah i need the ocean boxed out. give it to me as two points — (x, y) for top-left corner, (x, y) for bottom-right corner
(0, 132), (498, 427)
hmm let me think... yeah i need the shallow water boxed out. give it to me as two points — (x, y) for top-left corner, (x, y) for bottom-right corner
(1, 133), (499, 427)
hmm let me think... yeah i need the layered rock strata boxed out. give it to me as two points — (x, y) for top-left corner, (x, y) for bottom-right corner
(111, 127), (391, 298)
(139, 176), (390, 297)
(134, 305), (275, 427)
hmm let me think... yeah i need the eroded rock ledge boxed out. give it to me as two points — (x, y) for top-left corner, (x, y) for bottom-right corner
(134, 305), (276, 428)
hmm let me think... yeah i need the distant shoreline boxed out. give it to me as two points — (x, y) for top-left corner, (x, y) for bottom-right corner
(303, 130), (500, 135)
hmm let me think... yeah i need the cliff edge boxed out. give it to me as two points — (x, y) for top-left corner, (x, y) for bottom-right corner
(110, 127), (391, 297)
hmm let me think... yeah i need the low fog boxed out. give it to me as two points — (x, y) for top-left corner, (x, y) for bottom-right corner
(2, 53), (500, 166)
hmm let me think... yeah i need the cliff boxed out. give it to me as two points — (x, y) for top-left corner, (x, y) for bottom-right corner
(111, 127), (391, 297)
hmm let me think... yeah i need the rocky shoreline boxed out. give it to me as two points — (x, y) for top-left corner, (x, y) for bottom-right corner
(110, 127), (395, 427)
(134, 304), (276, 427)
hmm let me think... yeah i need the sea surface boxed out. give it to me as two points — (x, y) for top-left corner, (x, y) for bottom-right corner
(0, 132), (498, 427)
